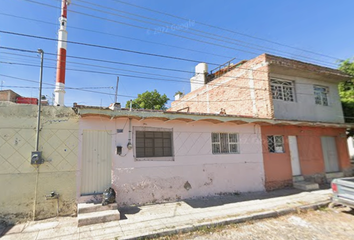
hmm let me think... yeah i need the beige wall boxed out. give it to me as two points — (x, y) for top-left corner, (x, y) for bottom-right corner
(0, 102), (79, 223)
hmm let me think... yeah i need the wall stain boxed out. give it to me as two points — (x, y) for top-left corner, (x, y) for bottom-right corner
(184, 181), (192, 191)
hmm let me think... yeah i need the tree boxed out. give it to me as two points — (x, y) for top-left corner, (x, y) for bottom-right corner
(338, 59), (354, 137)
(338, 59), (354, 123)
(125, 89), (169, 110)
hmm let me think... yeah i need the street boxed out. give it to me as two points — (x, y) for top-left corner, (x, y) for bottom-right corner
(156, 207), (354, 240)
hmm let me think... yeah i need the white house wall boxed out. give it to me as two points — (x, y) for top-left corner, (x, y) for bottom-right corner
(79, 117), (265, 206)
(348, 137), (354, 160)
(271, 73), (345, 123)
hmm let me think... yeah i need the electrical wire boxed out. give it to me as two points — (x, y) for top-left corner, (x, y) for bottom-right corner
(70, 0), (338, 67)
(0, 30), (222, 66)
(0, 74), (269, 103)
(0, 12), (234, 60)
(111, 0), (341, 61)
(22, 0), (337, 67)
(0, 46), (345, 87)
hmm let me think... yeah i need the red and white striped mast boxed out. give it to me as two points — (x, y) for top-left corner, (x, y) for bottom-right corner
(54, 0), (71, 106)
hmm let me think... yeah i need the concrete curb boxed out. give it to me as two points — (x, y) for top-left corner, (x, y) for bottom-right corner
(122, 200), (331, 240)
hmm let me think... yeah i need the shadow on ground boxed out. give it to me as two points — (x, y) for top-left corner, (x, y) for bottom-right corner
(118, 206), (141, 220)
(0, 222), (13, 238)
(184, 188), (305, 208)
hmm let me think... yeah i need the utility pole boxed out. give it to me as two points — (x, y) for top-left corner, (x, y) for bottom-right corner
(35, 49), (44, 152)
(115, 76), (119, 103)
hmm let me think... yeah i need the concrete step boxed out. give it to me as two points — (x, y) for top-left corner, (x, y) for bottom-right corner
(326, 172), (344, 182)
(293, 181), (319, 191)
(78, 202), (118, 214)
(78, 209), (120, 227)
(293, 175), (304, 182)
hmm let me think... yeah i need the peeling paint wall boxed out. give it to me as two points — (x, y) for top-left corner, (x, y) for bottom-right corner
(79, 117), (265, 206)
(261, 125), (351, 190)
(0, 103), (79, 223)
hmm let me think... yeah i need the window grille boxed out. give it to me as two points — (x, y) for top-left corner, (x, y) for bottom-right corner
(212, 133), (239, 154)
(267, 135), (284, 153)
(270, 79), (295, 102)
(314, 86), (329, 106)
(136, 131), (172, 158)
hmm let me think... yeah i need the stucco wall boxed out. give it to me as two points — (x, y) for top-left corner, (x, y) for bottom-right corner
(79, 117), (265, 205)
(270, 73), (345, 123)
(261, 125), (351, 190)
(0, 103), (79, 223)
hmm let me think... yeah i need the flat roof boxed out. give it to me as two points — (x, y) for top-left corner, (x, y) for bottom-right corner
(75, 105), (353, 128)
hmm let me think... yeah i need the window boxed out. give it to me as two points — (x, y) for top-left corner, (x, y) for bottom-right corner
(211, 133), (239, 154)
(267, 135), (284, 153)
(314, 86), (329, 106)
(135, 130), (173, 158)
(270, 79), (295, 102)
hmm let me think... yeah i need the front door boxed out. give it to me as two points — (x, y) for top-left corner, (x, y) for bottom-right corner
(81, 130), (112, 195)
(289, 136), (301, 176)
(321, 136), (340, 173)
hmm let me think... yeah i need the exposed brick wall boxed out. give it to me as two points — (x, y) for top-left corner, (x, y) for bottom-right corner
(265, 54), (348, 78)
(0, 90), (20, 102)
(169, 54), (273, 119)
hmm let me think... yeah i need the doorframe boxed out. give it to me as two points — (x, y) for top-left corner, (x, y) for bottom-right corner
(321, 136), (340, 173)
(288, 135), (301, 177)
(77, 128), (113, 201)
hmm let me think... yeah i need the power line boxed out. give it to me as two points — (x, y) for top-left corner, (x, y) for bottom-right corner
(111, 0), (341, 61)
(71, 0), (338, 67)
(0, 46), (193, 74)
(22, 0), (259, 62)
(0, 46), (344, 87)
(23, 0), (336, 67)
(0, 58), (345, 96)
(0, 12), (234, 60)
(0, 29), (222, 66)
(0, 51), (191, 81)
(0, 74), (269, 103)
(1, 85), (113, 90)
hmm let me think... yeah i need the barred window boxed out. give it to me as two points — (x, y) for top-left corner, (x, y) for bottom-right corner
(314, 86), (329, 106)
(270, 79), (295, 102)
(212, 133), (239, 154)
(136, 131), (172, 158)
(267, 135), (284, 153)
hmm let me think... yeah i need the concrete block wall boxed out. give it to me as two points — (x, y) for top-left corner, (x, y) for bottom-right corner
(169, 54), (273, 119)
(0, 103), (79, 223)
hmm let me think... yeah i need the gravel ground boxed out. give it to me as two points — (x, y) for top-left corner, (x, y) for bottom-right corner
(153, 207), (354, 240)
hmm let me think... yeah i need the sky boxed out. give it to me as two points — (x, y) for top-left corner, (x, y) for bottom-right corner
(1, 0), (354, 108)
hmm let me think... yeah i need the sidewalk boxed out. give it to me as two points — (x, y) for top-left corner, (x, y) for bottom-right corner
(0, 188), (332, 240)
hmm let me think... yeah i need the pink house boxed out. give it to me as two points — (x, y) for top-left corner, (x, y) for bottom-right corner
(75, 54), (352, 206)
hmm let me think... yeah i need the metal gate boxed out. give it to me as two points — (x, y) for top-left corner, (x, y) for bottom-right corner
(321, 136), (340, 173)
(81, 130), (112, 195)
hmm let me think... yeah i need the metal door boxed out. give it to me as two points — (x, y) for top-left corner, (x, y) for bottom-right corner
(81, 130), (112, 195)
(289, 136), (301, 176)
(321, 136), (339, 173)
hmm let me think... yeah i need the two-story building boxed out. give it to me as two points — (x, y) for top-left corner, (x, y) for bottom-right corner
(169, 54), (353, 190)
